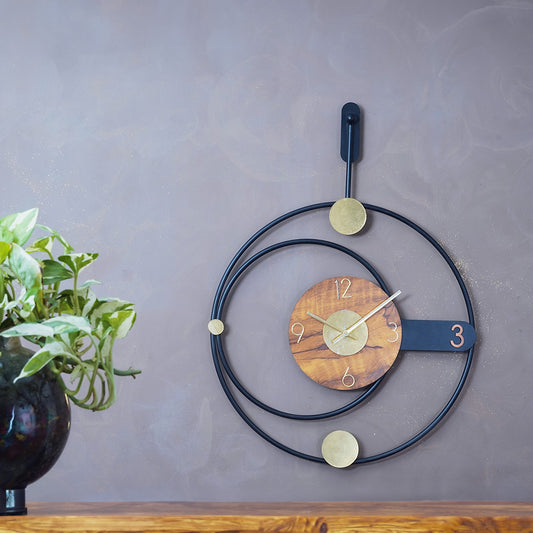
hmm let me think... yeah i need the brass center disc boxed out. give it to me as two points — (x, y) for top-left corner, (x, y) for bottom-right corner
(322, 310), (368, 356)
(329, 197), (367, 235)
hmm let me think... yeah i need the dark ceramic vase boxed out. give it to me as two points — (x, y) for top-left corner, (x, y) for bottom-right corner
(0, 337), (70, 515)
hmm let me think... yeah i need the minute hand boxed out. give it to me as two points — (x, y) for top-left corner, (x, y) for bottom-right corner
(332, 290), (402, 344)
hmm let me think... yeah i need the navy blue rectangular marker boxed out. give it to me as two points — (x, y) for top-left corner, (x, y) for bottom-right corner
(400, 320), (475, 352)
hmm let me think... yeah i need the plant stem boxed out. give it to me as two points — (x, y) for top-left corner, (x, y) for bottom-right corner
(72, 271), (80, 315)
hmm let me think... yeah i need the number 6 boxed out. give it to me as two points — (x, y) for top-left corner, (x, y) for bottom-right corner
(342, 367), (356, 388)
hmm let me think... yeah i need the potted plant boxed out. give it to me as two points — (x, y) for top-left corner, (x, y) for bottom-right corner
(0, 208), (139, 515)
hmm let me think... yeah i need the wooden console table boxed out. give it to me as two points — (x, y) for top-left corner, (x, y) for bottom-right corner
(3, 502), (533, 532)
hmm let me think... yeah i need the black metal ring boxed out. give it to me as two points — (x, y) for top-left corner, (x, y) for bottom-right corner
(210, 202), (475, 464)
(213, 238), (390, 422)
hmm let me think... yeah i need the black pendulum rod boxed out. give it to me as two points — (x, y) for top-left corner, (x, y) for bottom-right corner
(340, 102), (361, 199)
(345, 114), (354, 198)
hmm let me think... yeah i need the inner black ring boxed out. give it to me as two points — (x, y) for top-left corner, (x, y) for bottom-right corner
(213, 238), (391, 421)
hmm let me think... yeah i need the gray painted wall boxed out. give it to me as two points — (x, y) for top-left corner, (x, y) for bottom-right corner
(2, 0), (533, 502)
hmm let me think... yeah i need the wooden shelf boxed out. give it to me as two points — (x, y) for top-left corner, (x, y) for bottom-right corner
(2, 502), (533, 532)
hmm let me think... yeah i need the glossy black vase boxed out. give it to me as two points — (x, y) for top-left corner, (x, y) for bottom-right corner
(0, 337), (70, 515)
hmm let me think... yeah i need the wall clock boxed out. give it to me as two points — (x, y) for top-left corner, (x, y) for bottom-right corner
(209, 103), (476, 468)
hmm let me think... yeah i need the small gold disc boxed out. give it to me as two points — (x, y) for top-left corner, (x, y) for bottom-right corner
(208, 319), (225, 335)
(321, 430), (359, 468)
(329, 198), (367, 235)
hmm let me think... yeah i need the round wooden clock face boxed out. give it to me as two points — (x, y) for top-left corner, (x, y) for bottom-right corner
(288, 276), (402, 390)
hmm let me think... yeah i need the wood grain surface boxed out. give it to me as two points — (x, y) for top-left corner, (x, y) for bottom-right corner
(2, 502), (533, 532)
(289, 276), (402, 390)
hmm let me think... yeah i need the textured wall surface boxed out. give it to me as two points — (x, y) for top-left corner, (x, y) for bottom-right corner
(1, 0), (532, 502)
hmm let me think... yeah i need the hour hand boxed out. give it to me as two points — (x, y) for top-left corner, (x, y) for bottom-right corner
(306, 312), (358, 340)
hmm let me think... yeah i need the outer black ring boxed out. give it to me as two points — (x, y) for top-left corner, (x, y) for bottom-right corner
(210, 202), (475, 464)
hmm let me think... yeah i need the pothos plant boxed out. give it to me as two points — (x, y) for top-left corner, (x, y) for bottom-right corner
(0, 208), (139, 411)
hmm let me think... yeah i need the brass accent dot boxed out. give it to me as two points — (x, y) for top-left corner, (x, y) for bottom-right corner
(208, 319), (225, 335)
(329, 198), (367, 235)
(321, 430), (359, 468)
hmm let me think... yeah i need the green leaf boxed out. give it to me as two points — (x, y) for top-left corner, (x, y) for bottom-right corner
(89, 299), (129, 333)
(81, 288), (97, 317)
(36, 224), (73, 253)
(89, 298), (133, 323)
(102, 310), (136, 339)
(1, 322), (54, 338)
(26, 236), (54, 255)
(0, 208), (38, 246)
(42, 259), (73, 284)
(98, 328), (113, 358)
(53, 289), (75, 315)
(14, 340), (71, 381)
(3, 298), (19, 311)
(9, 243), (42, 297)
(19, 292), (37, 319)
(42, 315), (92, 335)
(1, 314), (92, 340)
(0, 241), (11, 263)
(58, 252), (98, 275)
(78, 279), (101, 290)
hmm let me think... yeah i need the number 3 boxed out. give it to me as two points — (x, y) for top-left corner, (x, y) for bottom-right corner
(387, 322), (399, 343)
(450, 324), (464, 348)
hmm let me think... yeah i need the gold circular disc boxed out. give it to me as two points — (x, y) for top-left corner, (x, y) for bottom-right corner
(208, 319), (225, 335)
(321, 430), (359, 468)
(329, 198), (367, 235)
(322, 310), (368, 356)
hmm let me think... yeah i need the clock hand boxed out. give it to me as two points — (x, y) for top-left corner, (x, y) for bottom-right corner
(306, 312), (359, 340)
(332, 290), (402, 344)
